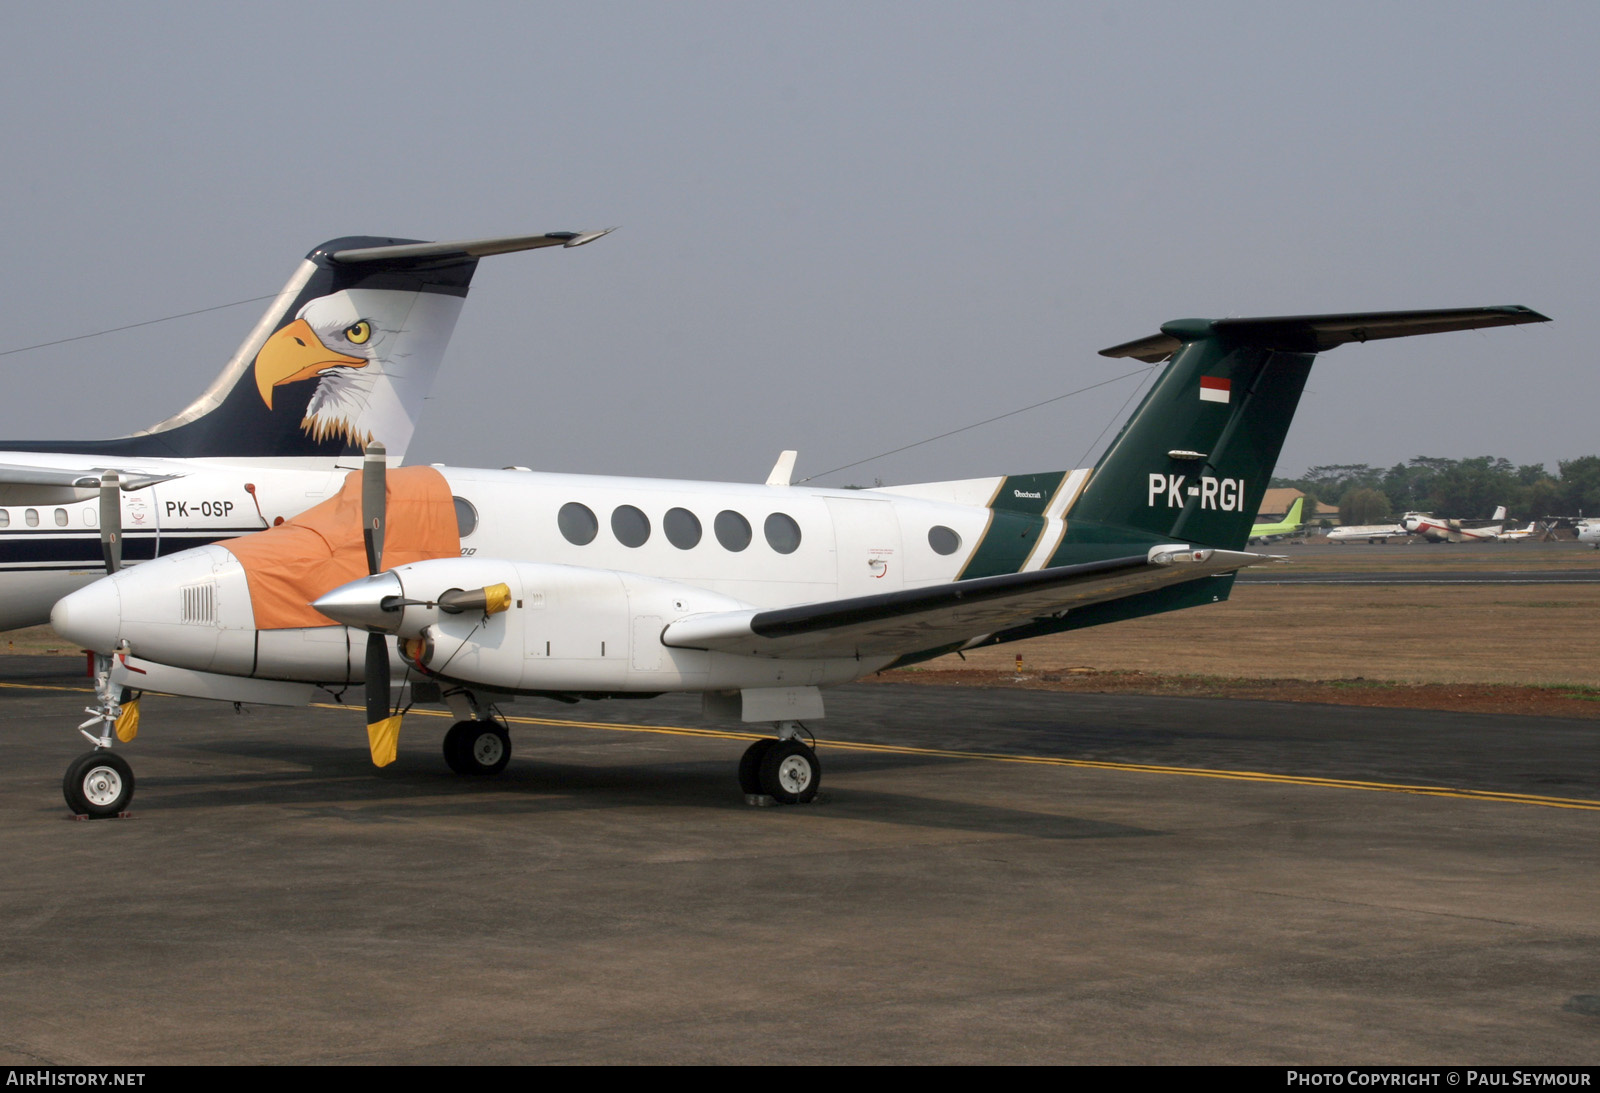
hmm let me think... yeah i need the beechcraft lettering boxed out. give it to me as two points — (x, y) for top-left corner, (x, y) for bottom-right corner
(1147, 473), (1246, 511)
(1013, 490), (1042, 499)
(46, 293), (1548, 818)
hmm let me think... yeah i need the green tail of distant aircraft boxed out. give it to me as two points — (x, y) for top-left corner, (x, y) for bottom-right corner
(1249, 496), (1305, 542)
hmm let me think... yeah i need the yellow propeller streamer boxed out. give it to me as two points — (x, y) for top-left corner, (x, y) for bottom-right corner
(367, 715), (403, 767)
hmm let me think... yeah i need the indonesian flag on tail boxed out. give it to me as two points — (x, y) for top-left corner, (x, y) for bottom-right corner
(1199, 376), (1231, 404)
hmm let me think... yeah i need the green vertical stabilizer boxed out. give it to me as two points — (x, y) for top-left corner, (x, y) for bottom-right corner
(1061, 306), (1548, 555)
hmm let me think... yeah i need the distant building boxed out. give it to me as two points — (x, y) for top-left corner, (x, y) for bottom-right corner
(1256, 487), (1339, 524)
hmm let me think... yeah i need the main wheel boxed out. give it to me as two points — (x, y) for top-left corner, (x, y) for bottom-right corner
(758, 739), (820, 804)
(442, 720), (511, 776)
(63, 751), (134, 818)
(737, 738), (777, 795)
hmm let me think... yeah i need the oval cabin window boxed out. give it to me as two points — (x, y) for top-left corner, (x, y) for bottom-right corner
(763, 512), (802, 555)
(611, 505), (651, 548)
(558, 502), (599, 546)
(453, 497), (479, 537)
(714, 510), (752, 552)
(664, 507), (702, 550)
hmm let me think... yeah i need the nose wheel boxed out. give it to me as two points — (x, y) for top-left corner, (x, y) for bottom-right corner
(442, 720), (512, 776)
(738, 735), (820, 804)
(64, 750), (134, 818)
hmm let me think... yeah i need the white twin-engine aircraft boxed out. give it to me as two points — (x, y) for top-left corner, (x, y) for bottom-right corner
(0, 228), (612, 630)
(50, 305), (1548, 816)
(1401, 506), (1510, 543)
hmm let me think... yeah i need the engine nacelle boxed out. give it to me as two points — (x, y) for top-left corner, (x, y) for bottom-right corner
(381, 558), (870, 694)
(385, 559), (729, 692)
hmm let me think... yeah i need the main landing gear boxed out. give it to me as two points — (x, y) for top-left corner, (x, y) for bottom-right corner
(737, 721), (820, 805)
(442, 719), (512, 776)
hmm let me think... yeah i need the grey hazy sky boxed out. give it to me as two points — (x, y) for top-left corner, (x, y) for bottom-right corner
(0, 2), (1590, 486)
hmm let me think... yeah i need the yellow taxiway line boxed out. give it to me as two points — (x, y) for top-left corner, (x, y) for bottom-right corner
(8, 681), (1595, 812)
(323, 702), (1600, 813)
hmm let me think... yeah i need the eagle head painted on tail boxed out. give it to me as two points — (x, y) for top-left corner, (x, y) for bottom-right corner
(24, 231), (612, 463)
(253, 288), (425, 450)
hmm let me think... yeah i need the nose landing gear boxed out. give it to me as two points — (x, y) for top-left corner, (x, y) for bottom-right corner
(64, 750), (135, 819)
(64, 652), (137, 818)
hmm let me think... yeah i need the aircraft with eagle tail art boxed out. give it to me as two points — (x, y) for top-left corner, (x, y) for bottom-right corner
(0, 227), (612, 631)
(48, 299), (1547, 816)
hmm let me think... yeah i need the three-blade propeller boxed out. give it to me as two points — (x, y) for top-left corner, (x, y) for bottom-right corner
(99, 471), (121, 575)
(314, 442), (513, 767)
(359, 443), (403, 767)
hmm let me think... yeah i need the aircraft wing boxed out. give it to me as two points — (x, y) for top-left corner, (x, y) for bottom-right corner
(0, 464), (178, 502)
(662, 546), (1269, 660)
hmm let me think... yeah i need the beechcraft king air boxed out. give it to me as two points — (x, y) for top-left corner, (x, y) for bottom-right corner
(0, 228), (611, 630)
(50, 303), (1548, 816)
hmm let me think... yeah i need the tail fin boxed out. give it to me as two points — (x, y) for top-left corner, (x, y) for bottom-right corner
(1069, 307), (1548, 551)
(12, 230), (612, 462)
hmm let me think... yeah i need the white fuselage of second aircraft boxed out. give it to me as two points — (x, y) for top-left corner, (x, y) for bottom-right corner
(0, 451), (358, 631)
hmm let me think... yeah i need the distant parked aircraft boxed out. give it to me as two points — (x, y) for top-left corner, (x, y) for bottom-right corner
(1248, 496), (1303, 543)
(1326, 522), (1410, 544)
(1401, 506), (1509, 543)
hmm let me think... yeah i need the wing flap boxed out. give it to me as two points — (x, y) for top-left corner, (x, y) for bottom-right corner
(663, 546), (1270, 660)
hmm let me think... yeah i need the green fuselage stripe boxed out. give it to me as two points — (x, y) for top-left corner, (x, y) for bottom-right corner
(956, 471), (1066, 580)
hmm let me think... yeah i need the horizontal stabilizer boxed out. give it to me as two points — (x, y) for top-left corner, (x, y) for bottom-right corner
(1100, 306), (1550, 363)
(663, 546), (1269, 660)
(329, 228), (616, 265)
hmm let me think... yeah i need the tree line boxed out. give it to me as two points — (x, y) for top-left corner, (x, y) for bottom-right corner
(1269, 456), (1600, 525)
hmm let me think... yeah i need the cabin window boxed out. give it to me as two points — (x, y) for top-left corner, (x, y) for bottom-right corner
(611, 505), (650, 548)
(763, 512), (802, 555)
(714, 510), (751, 552)
(0, 510), (9, 528)
(452, 497), (479, 537)
(664, 507), (701, 550)
(84, 507), (97, 528)
(558, 502), (598, 546)
(24, 509), (38, 527)
(928, 526), (961, 555)
(54, 508), (68, 527)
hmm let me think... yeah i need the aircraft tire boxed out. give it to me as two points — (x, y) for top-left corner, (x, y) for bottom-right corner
(63, 750), (134, 818)
(443, 721), (511, 776)
(758, 739), (820, 805)
(738, 738), (777, 795)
